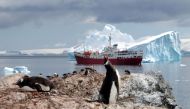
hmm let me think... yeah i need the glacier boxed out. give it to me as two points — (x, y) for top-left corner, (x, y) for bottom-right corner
(127, 31), (181, 62)
(74, 24), (181, 62)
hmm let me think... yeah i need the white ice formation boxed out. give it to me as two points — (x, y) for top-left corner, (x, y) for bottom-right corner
(3, 66), (31, 76)
(127, 31), (181, 62)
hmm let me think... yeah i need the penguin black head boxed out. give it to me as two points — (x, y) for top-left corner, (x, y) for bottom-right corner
(72, 71), (77, 74)
(15, 75), (29, 88)
(125, 70), (131, 75)
(54, 73), (59, 77)
(104, 57), (115, 73)
(104, 56), (109, 65)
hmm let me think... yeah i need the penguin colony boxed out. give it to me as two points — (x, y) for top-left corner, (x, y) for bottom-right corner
(99, 57), (120, 104)
(14, 59), (120, 104)
(15, 67), (94, 92)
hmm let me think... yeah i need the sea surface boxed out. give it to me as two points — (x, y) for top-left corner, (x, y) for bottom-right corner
(0, 56), (189, 109)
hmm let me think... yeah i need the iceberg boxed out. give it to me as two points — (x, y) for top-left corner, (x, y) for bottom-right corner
(3, 66), (31, 76)
(127, 31), (181, 62)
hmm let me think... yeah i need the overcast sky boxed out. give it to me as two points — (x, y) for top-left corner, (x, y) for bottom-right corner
(0, 0), (190, 50)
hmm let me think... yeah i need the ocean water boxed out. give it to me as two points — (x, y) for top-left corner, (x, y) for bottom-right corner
(0, 56), (189, 109)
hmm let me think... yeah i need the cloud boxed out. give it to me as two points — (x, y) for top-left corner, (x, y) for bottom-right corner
(54, 43), (66, 47)
(83, 16), (97, 24)
(0, 0), (190, 28)
(92, 0), (190, 24)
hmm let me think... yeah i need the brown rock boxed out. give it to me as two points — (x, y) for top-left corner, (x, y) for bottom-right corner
(0, 72), (172, 109)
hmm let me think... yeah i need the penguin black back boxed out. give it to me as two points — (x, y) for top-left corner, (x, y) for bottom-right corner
(99, 57), (120, 104)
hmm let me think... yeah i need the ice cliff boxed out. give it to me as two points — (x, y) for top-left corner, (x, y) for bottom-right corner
(127, 31), (181, 62)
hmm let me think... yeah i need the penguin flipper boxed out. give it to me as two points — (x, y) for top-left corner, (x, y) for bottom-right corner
(34, 84), (43, 92)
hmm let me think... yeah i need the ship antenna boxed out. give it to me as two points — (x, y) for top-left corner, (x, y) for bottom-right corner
(109, 33), (111, 47)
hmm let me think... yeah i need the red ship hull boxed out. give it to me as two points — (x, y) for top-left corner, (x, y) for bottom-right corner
(75, 55), (142, 65)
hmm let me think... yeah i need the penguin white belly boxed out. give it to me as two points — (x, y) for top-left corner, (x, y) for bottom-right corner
(21, 86), (36, 91)
(116, 69), (121, 84)
(109, 81), (117, 104)
(36, 83), (50, 91)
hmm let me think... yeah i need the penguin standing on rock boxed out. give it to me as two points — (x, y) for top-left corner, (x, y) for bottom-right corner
(99, 57), (120, 104)
(15, 75), (54, 92)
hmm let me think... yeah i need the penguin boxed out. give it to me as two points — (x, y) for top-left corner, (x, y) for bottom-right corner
(72, 71), (77, 75)
(99, 57), (120, 104)
(84, 69), (89, 75)
(125, 70), (131, 75)
(15, 75), (54, 92)
(54, 73), (59, 77)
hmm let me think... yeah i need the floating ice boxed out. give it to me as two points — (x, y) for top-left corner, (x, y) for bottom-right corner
(3, 66), (30, 76)
(180, 64), (187, 67)
(127, 31), (181, 62)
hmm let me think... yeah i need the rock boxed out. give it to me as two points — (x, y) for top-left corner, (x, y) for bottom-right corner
(119, 72), (178, 108)
(0, 71), (177, 109)
(0, 73), (24, 89)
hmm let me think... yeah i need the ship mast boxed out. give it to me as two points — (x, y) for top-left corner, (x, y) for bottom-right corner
(108, 33), (112, 47)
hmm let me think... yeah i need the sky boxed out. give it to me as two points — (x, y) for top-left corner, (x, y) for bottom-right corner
(0, 0), (190, 50)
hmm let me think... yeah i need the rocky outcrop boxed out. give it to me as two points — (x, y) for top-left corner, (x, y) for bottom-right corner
(0, 69), (179, 109)
(119, 72), (178, 108)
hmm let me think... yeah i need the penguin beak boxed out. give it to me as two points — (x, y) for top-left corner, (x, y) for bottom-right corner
(104, 56), (109, 65)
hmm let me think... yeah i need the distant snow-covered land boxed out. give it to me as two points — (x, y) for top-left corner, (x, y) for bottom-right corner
(0, 48), (71, 56)
(21, 48), (70, 56)
(181, 38), (190, 56)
